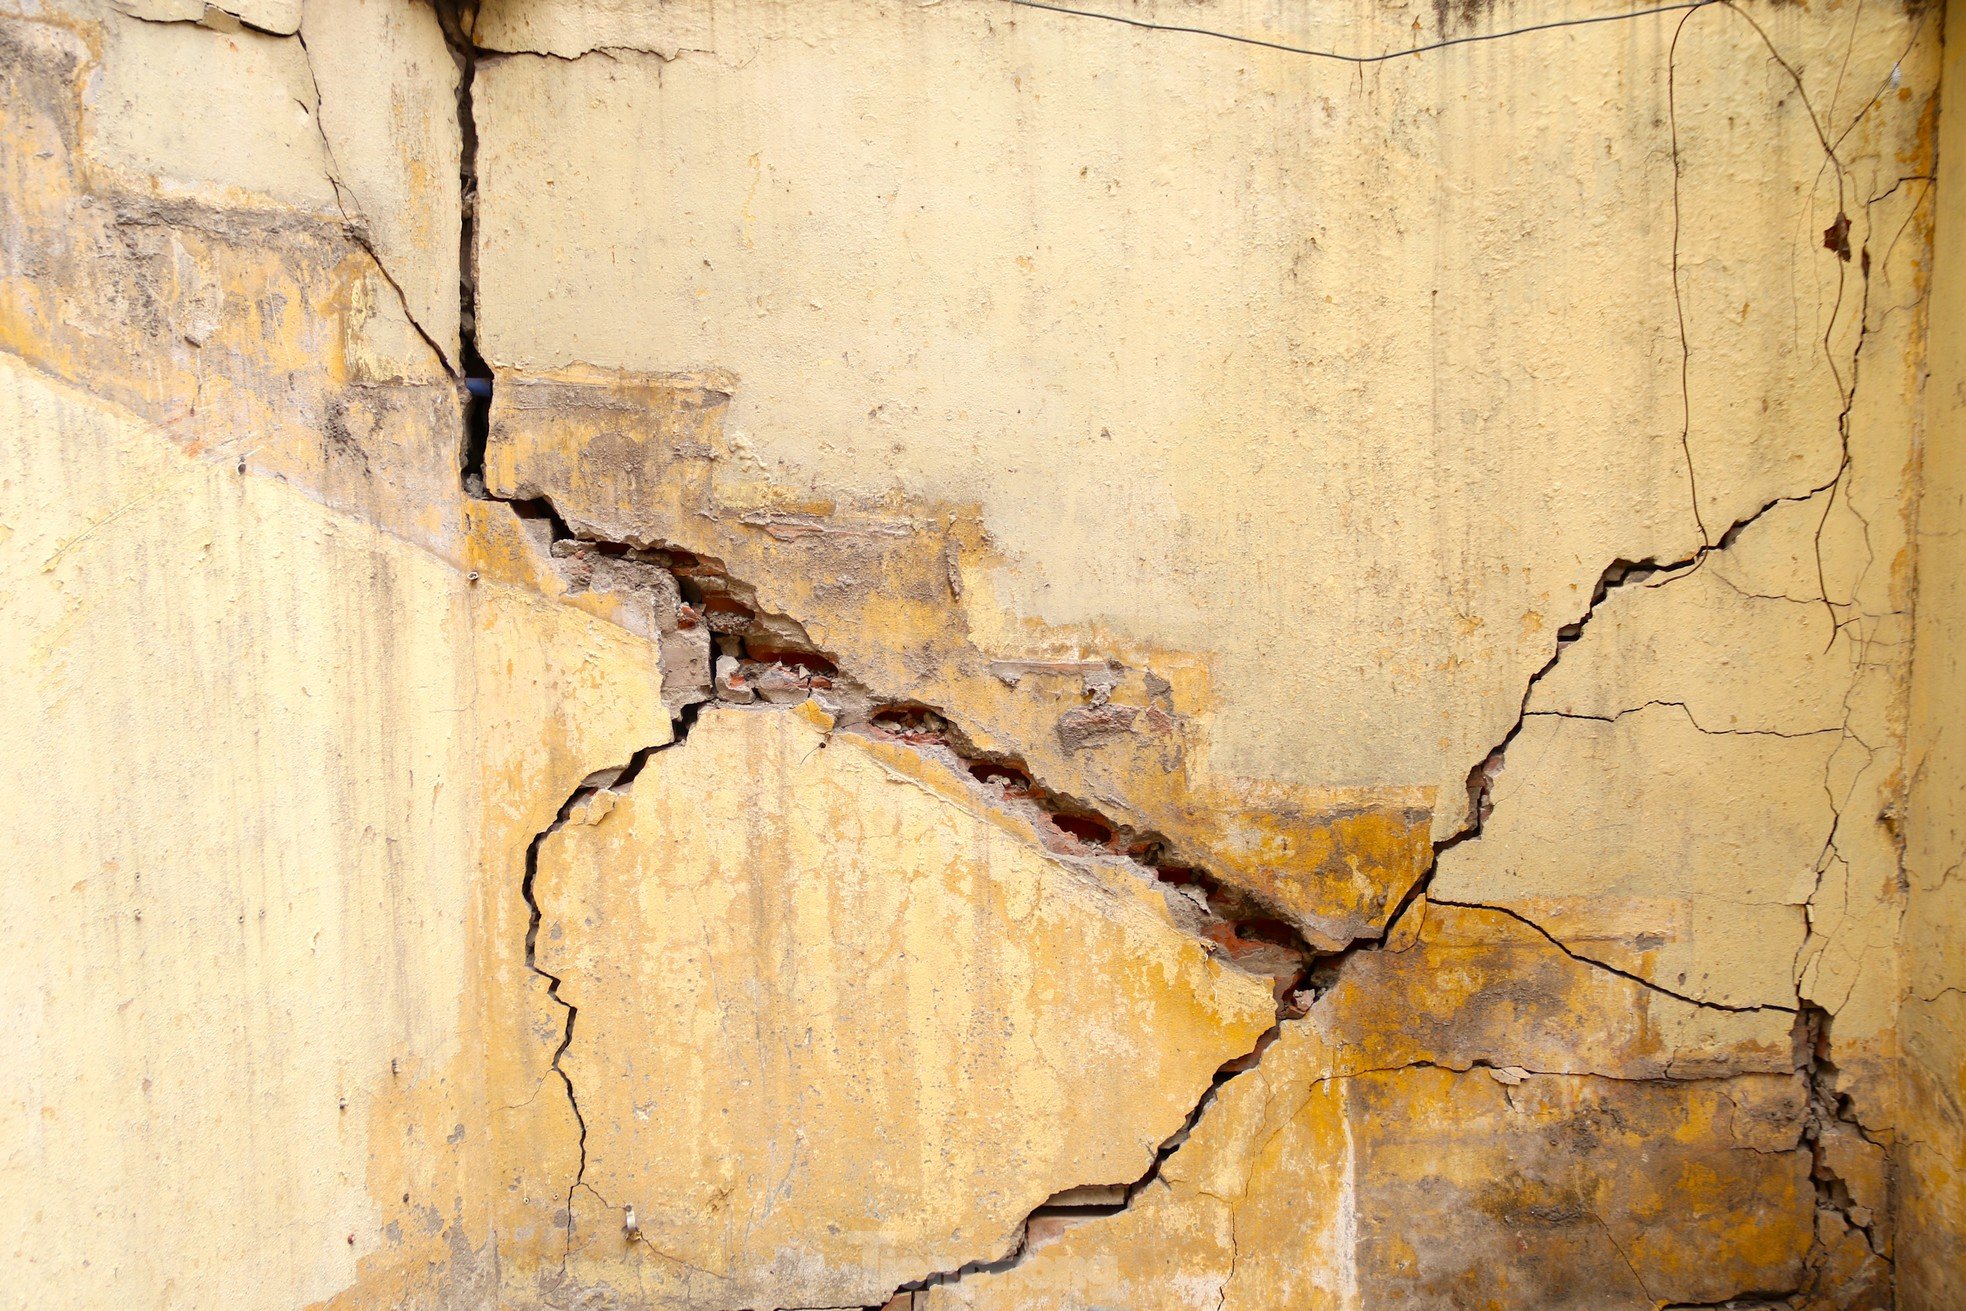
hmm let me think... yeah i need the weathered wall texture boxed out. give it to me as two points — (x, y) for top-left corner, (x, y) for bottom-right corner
(1903, 0), (1966, 1303)
(0, 0), (1958, 1307)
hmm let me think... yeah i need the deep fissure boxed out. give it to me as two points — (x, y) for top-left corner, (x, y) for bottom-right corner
(434, 0), (492, 488)
(516, 524), (1319, 1290)
(421, 2), (1894, 1300)
(496, 431), (1852, 1299)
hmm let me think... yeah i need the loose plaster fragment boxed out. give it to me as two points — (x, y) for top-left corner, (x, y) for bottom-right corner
(533, 705), (1274, 1311)
(1797, 1207), (1893, 1311)
(112, 0), (300, 35)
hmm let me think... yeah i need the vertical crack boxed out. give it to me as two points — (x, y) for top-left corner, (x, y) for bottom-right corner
(1667, 0), (1708, 545)
(520, 704), (706, 1257)
(1798, 1004), (1892, 1261)
(433, 0), (493, 489)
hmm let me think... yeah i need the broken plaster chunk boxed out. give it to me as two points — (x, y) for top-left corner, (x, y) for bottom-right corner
(533, 706), (1273, 1311)
(713, 653), (756, 703)
(113, 0), (301, 35)
(749, 661), (810, 704)
(1816, 1119), (1890, 1223)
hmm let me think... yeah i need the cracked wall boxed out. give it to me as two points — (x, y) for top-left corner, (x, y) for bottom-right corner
(0, 0), (1958, 1308)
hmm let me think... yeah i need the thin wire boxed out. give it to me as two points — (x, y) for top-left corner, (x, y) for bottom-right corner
(1004, 0), (1721, 64)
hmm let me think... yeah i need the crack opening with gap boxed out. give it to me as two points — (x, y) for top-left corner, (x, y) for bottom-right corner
(422, 0), (1913, 1299)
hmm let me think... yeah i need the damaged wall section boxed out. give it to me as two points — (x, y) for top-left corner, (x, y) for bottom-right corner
(1, 0), (1960, 1309)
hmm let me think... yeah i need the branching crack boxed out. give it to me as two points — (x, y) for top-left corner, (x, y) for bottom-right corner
(447, 0), (1925, 1300)
(509, 561), (1303, 1285)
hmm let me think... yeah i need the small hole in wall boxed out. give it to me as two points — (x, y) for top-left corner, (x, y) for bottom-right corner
(870, 705), (949, 742)
(969, 760), (1032, 790)
(1050, 813), (1113, 846)
(747, 648), (837, 676)
(1227, 916), (1298, 947)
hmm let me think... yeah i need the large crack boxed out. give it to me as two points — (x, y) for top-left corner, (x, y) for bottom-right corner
(434, 0), (493, 488)
(434, 1), (1920, 1304)
(495, 476), (1832, 1300)
(503, 541), (1312, 1288)
(482, 471), (1319, 1284)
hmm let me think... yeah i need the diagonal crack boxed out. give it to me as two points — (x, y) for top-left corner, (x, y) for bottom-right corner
(291, 25), (456, 375)
(1426, 896), (1798, 1015)
(429, 11), (1315, 1279)
(443, 0), (1924, 1302)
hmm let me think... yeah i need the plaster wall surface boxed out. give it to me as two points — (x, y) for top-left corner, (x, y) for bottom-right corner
(1902, 2), (1966, 1305)
(0, 0), (1957, 1307)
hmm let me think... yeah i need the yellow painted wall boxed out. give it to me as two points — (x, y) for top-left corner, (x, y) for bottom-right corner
(0, 0), (1956, 1306)
(1903, 1), (1966, 1305)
